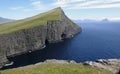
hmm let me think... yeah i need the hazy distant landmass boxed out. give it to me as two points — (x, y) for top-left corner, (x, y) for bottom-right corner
(0, 17), (13, 23)
(102, 18), (109, 22)
(74, 18), (120, 23)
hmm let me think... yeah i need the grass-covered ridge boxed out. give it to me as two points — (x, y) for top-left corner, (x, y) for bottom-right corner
(0, 62), (113, 74)
(0, 7), (63, 34)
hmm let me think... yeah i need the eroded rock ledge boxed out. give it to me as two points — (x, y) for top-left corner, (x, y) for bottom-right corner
(84, 59), (120, 74)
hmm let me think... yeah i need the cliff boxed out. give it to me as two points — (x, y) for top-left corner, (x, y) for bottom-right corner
(0, 7), (81, 66)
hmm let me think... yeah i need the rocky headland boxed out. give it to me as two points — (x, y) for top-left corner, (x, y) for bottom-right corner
(0, 7), (81, 66)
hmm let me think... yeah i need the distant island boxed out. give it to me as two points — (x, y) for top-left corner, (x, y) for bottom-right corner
(102, 18), (109, 22)
(74, 18), (120, 23)
(0, 17), (13, 23)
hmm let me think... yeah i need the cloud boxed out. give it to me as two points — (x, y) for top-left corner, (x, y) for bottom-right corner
(10, 6), (31, 12)
(10, 0), (120, 12)
(52, 0), (67, 7)
(52, 0), (85, 7)
(30, 0), (40, 1)
(10, 1), (48, 12)
(31, 1), (47, 10)
(71, 3), (120, 9)
(89, 3), (120, 9)
(10, 7), (24, 10)
(31, 1), (41, 5)
(109, 17), (120, 21)
(52, 0), (120, 9)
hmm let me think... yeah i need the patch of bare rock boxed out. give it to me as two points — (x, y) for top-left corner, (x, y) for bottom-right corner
(84, 59), (120, 74)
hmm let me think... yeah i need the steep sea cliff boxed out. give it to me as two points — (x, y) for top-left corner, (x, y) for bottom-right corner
(0, 8), (81, 66)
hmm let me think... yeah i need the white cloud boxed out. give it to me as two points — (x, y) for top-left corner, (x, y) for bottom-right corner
(10, 6), (31, 12)
(31, 1), (41, 5)
(52, 0), (85, 7)
(10, 7), (24, 10)
(30, 0), (40, 1)
(71, 3), (120, 9)
(52, 0), (120, 9)
(74, 0), (101, 7)
(10, 0), (120, 12)
(52, 0), (67, 7)
(31, 1), (47, 10)
(109, 17), (120, 21)
(72, 0), (120, 9)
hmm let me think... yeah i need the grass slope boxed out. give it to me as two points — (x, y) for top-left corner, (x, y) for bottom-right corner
(0, 7), (62, 34)
(0, 62), (113, 74)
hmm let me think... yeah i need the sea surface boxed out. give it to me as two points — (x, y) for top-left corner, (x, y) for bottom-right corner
(3, 21), (120, 69)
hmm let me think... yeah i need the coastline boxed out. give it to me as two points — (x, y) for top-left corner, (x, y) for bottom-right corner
(1, 58), (120, 74)
(34, 59), (120, 74)
(84, 58), (120, 74)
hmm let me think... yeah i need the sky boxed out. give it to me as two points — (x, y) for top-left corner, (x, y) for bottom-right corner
(0, 0), (120, 20)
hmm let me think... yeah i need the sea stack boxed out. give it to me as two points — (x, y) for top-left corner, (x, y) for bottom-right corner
(0, 7), (81, 66)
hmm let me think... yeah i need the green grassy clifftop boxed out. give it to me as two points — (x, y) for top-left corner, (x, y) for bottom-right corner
(0, 7), (66, 34)
(0, 61), (113, 74)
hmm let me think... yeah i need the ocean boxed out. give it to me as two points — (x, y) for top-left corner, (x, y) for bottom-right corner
(2, 21), (120, 69)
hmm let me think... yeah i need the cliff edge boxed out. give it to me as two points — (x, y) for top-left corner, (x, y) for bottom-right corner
(0, 59), (112, 74)
(0, 7), (81, 66)
(84, 59), (120, 74)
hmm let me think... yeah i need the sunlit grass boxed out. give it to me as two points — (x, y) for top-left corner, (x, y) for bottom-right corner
(0, 7), (61, 34)
(0, 62), (113, 74)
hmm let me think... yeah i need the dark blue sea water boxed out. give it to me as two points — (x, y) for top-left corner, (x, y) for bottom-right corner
(3, 21), (120, 69)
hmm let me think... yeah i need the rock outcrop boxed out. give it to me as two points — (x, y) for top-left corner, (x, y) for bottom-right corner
(35, 59), (77, 65)
(84, 59), (120, 74)
(0, 7), (81, 66)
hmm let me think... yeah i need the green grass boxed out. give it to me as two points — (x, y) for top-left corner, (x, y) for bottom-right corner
(0, 7), (62, 34)
(0, 62), (113, 74)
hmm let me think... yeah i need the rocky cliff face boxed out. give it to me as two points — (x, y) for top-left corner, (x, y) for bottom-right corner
(0, 8), (81, 66)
